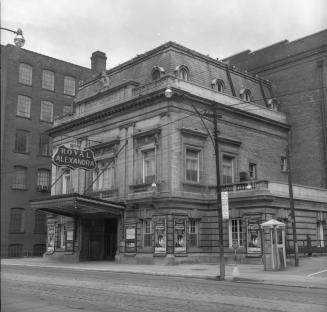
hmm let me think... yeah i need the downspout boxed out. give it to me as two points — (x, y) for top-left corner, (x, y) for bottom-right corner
(318, 60), (327, 187)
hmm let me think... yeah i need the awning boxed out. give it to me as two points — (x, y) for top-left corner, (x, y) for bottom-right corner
(30, 193), (125, 217)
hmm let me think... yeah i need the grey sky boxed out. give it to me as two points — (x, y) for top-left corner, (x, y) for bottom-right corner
(2, 0), (326, 69)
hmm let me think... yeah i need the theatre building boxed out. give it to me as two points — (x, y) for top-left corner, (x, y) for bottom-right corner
(30, 42), (327, 263)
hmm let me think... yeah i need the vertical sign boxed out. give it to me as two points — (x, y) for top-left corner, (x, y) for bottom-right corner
(174, 218), (186, 254)
(154, 218), (166, 254)
(247, 219), (261, 255)
(221, 191), (229, 220)
(65, 222), (74, 252)
(47, 223), (55, 252)
(125, 223), (136, 253)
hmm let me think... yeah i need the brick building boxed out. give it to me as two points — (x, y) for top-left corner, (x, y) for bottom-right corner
(223, 29), (327, 189)
(30, 41), (326, 263)
(1, 44), (93, 257)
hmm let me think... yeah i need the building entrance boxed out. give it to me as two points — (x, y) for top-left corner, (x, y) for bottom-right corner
(87, 218), (117, 261)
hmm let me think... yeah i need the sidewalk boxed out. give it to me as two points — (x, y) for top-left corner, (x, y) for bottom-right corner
(2, 256), (327, 289)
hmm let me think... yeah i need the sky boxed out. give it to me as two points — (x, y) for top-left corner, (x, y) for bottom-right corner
(1, 0), (326, 69)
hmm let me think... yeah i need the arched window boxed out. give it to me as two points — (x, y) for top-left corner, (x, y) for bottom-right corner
(240, 89), (252, 102)
(211, 79), (225, 93)
(174, 65), (190, 81)
(151, 66), (165, 80)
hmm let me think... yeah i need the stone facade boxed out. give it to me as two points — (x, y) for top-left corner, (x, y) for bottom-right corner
(30, 41), (327, 264)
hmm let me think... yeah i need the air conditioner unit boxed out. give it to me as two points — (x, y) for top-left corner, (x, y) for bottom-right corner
(41, 185), (49, 192)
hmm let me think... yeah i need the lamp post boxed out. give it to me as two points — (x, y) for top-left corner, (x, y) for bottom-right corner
(164, 86), (225, 280)
(0, 27), (25, 47)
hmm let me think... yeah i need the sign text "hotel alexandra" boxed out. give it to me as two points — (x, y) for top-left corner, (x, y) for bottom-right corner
(53, 145), (96, 170)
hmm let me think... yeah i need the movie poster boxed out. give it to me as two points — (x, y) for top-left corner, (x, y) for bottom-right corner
(125, 223), (136, 253)
(174, 218), (186, 254)
(154, 218), (166, 254)
(47, 223), (55, 252)
(247, 219), (262, 255)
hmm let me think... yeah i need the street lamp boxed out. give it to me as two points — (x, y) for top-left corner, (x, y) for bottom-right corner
(164, 87), (226, 280)
(0, 27), (25, 47)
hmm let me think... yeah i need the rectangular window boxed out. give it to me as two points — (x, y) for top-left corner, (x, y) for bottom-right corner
(143, 219), (152, 247)
(19, 63), (32, 85)
(281, 156), (288, 172)
(10, 208), (25, 233)
(249, 163), (257, 179)
(143, 149), (155, 184)
(188, 219), (199, 247)
(42, 70), (55, 91)
(64, 76), (76, 96)
(34, 211), (46, 234)
(15, 130), (28, 153)
(37, 169), (50, 188)
(230, 219), (243, 247)
(222, 155), (234, 184)
(186, 149), (199, 182)
(40, 101), (53, 122)
(62, 169), (72, 194)
(12, 166), (27, 189)
(17, 95), (31, 118)
(93, 160), (115, 190)
(39, 134), (51, 156)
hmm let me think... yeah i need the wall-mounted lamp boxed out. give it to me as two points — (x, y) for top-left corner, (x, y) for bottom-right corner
(164, 86), (173, 98)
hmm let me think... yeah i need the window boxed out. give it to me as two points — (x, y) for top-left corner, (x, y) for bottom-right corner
(42, 70), (55, 90)
(175, 65), (189, 81)
(93, 160), (115, 190)
(211, 79), (225, 93)
(9, 208), (25, 233)
(222, 155), (234, 184)
(240, 89), (251, 102)
(185, 149), (200, 182)
(151, 66), (165, 80)
(40, 101), (53, 122)
(55, 223), (66, 249)
(12, 166), (27, 189)
(17, 95), (31, 118)
(143, 149), (155, 184)
(34, 211), (47, 234)
(188, 219), (199, 247)
(8, 244), (23, 257)
(37, 169), (50, 189)
(281, 156), (288, 172)
(19, 63), (32, 85)
(39, 134), (51, 156)
(143, 219), (152, 247)
(317, 222), (325, 248)
(64, 76), (76, 96)
(62, 169), (72, 194)
(249, 163), (257, 179)
(230, 219), (244, 247)
(15, 130), (29, 153)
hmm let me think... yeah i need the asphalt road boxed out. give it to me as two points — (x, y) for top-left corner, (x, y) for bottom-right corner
(2, 265), (327, 312)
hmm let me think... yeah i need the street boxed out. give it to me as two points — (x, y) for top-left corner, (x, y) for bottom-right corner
(2, 265), (326, 312)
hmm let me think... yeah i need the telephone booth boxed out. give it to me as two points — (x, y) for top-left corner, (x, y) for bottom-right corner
(260, 219), (286, 271)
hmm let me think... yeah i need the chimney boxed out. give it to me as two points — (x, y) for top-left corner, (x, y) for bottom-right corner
(91, 51), (107, 73)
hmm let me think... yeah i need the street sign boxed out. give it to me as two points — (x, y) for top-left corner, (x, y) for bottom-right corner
(232, 239), (239, 249)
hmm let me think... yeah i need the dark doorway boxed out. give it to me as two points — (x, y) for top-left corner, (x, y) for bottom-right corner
(104, 219), (117, 260)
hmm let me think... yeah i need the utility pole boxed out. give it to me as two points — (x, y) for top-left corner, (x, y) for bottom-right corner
(213, 108), (225, 280)
(286, 144), (299, 266)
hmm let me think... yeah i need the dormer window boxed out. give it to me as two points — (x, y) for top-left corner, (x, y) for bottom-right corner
(240, 89), (252, 102)
(211, 79), (225, 93)
(175, 65), (189, 81)
(151, 66), (165, 80)
(267, 98), (278, 111)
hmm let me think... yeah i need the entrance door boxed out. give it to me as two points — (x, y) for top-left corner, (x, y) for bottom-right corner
(104, 219), (117, 260)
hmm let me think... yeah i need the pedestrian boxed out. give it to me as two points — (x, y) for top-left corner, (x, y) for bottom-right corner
(306, 234), (312, 256)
